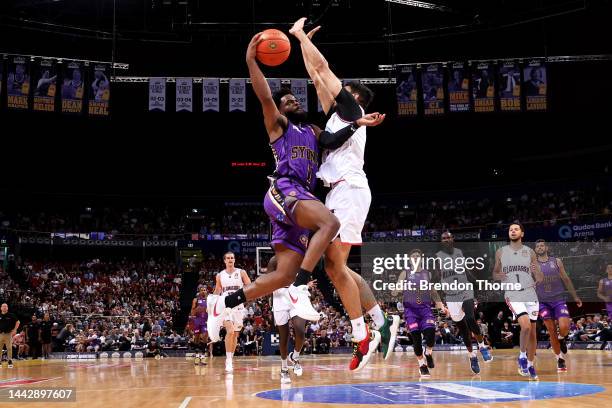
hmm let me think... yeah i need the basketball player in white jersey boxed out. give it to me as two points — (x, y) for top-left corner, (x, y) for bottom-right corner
(213, 252), (252, 373)
(289, 19), (399, 371)
(265, 256), (308, 384)
(493, 223), (543, 380)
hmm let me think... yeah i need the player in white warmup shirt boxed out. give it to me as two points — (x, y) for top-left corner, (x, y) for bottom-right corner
(213, 252), (251, 373)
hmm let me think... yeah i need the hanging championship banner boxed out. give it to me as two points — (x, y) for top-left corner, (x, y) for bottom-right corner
(267, 78), (281, 96)
(202, 78), (219, 112)
(229, 78), (246, 112)
(61, 61), (85, 114)
(448, 62), (470, 112)
(149, 78), (166, 112)
(6, 56), (30, 110)
(422, 64), (445, 115)
(32, 58), (57, 112)
(291, 79), (308, 112)
(524, 60), (547, 111)
(0, 55), (4, 97)
(176, 77), (193, 112)
(472, 62), (495, 113)
(396, 66), (418, 116)
(498, 61), (521, 112)
(88, 64), (110, 116)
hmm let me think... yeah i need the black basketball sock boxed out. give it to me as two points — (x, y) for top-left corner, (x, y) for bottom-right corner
(294, 268), (311, 286)
(225, 288), (245, 309)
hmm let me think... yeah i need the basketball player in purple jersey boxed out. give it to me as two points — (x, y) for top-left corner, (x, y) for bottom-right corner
(393, 249), (447, 378)
(190, 287), (211, 365)
(207, 32), (384, 365)
(535, 239), (582, 372)
(597, 262), (612, 322)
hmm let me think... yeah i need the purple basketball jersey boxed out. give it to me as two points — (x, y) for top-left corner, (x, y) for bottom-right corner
(196, 297), (207, 319)
(536, 256), (566, 302)
(403, 269), (432, 307)
(270, 121), (319, 192)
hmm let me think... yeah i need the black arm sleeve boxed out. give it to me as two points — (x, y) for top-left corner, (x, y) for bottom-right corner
(319, 121), (358, 150)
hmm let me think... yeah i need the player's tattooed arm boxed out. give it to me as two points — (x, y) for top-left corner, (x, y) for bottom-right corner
(492, 248), (504, 281)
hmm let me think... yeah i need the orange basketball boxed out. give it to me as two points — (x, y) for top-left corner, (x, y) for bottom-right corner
(256, 29), (291, 66)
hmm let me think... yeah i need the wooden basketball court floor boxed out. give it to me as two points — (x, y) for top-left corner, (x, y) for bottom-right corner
(0, 350), (610, 407)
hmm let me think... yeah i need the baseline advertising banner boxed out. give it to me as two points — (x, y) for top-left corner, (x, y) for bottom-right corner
(32, 58), (57, 112)
(396, 66), (418, 116)
(421, 64), (445, 116)
(148, 78), (166, 112)
(88, 64), (110, 116)
(229, 78), (246, 112)
(472, 63), (495, 113)
(61, 61), (85, 114)
(498, 61), (521, 112)
(202, 78), (219, 112)
(291, 79), (308, 112)
(448, 62), (470, 112)
(524, 60), (547, 111)
(176, 77), (193, 112)
(6, 56), (30, 110)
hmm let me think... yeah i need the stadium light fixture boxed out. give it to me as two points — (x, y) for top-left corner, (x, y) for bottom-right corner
(385, 0), (451, 12)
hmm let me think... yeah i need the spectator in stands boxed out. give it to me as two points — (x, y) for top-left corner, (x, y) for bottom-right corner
(500, 322), (514, 346)
(316, 330), (331, 354)
(25, 315), (41, 359)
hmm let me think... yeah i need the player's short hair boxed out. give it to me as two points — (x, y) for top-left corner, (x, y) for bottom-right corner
(535, 239), (546, 244)
(345, 81), (374, 109)
(409, 248), (423, 257)
(273, 88), (294, 108)
(509, 222), (525, 232)
(223, 251), (235, 260)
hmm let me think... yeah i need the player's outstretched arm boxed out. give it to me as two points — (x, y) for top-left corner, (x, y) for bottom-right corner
(246, 32), (286, 141)
(313, 113), (385, 150)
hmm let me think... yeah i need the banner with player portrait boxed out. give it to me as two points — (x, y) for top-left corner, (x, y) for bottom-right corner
(61, 61), (85, 114)
(524, 60), (547, 111)
(202, 78), (219, 112)
(498, 61), (522, 112)
(149, 77), (166, 112)
(88, 63), (110, 116)
(291, 79), (308, 112)
(472, 62), (495, 113)
(6, 56), (30, 110)
(0, 55), (4, 97)
(32, 58), (57, 112)
(176, 77), (193, 112)
(448, 62), (470, 112)
(421, 64), (445, 115)
(229, 78), (246, 112)
(267, 78), (281, 96)
(396, 66), (418, 116)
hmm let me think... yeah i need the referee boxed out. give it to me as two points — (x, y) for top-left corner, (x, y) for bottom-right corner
(0, 303), (20, 368)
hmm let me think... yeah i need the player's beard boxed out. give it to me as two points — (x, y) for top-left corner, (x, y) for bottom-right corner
(286, 109), (308, 125)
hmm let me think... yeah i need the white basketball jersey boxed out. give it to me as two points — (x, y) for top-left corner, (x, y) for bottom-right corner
(500, 245), (537, 301)
(219, 269), (245, 295)
(317, 107), (369, 188)
(435, 248), (473, 299)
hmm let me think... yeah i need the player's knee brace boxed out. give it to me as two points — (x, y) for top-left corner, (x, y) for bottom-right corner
(410, 331), (424, 356)
(423, 327), (435, 348)
(334, 88), (362, 121)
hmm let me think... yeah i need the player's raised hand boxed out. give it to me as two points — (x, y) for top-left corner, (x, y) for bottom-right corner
(246, 32), (264, 62)
(307, 279), (318, 290)
(575, 297), (583, 308)
(356, 112), (386, 127)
